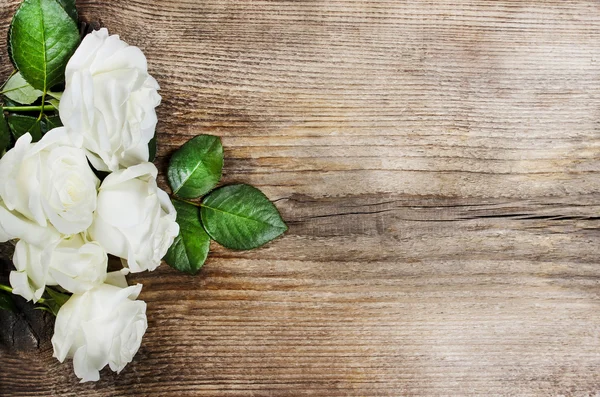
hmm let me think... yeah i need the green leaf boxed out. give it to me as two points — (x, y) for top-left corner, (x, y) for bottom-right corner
(9, 0), (80, 91)
(201, 184), (287, 250)
(45, 287), (69, 306)
(2, 97), (22, 108)
(42, 114), (62, 133)
(2, 72), (43, 104)
(54, 0), (77, 22)
(7, 114), (42, 141)
(168, 134), (223, 199)
(42, 287), (70, 316)
(164, 199), (211, 274)
(46, 98), (60, 109)
(0, 291), (17, 313)
(0, 108), (10, 156)
(47, 91), (62, 100)
(34, 306), (54, 314)
(148, 134), (157, 162)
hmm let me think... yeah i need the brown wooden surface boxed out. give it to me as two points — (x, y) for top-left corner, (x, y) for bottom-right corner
(1, 0), (600, 395)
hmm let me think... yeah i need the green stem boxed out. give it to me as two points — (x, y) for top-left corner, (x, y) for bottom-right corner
(3, 104), (56, 112)
(37, 91), (47, 121)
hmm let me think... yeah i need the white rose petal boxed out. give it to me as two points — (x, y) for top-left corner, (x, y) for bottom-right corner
(51, 281), (147, 382)
(0, 129), (100, 235)
(89, 162), (179, 273)
(59, 27), (161, 172)
(0, 199), (61, 246)
(9, 234), (108, 302)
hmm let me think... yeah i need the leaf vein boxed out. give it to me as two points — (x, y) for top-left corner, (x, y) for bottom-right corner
(202, 204), (285, 229)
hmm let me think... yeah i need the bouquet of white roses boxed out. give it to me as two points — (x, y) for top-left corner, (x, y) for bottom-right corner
(0, 0), (286, 382)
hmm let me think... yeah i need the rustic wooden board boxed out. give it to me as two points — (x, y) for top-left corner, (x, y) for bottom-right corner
(1, 0), (600, 395)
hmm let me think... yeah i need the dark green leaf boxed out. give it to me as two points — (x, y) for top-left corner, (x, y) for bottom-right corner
(54, 0), (77, 22)
(0, 291), (16, 313)
(34, 306), (54, 314)
(2, 97), (22, 108)
(164, 199), (211, 274)
(42, 287), (70, 316)
(9, 0), (80, 91)
(201, 184), (287, 250)
(41, 114), (62, 133)
(2, 71), (43, 104)
(7, 114), (42, 141)
(45, 287), (69, 306)
(168, 134), (223, 199)
(148, 134), (157, 162)
(0, 108), (10, 156)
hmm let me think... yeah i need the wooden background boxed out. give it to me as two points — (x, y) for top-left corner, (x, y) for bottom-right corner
(1, 0), (600, 395)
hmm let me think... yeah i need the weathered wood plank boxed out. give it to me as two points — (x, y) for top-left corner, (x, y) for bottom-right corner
(1, 0), (600, 395)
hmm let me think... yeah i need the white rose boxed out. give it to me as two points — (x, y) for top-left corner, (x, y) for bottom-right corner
(59, 27), (161, 172)
(51, 274), (147, 382)
(0, 199), (61, 246)
(9, 234), (107, 302)
(89, 162), (179, 273)
(0, 128), (100, 235)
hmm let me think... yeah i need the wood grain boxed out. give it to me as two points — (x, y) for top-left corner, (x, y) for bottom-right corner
(1, 0), (600, 395)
